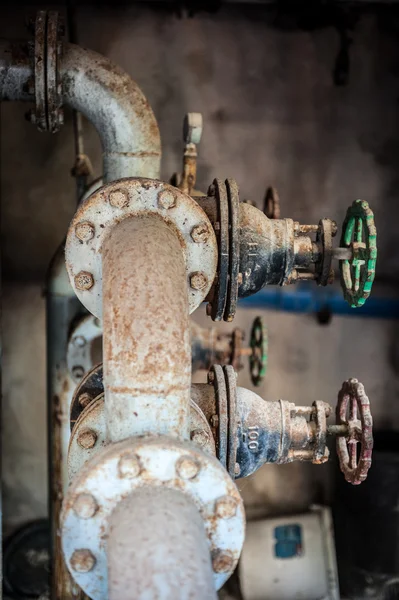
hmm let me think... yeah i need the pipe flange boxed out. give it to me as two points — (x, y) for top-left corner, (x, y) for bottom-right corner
(62, 437), (245, 598)
(67, 314), (102, 384)
(68, 396), (216, 479)
(65, 178), (218, 319)
(70, 363), (103, 430)
(33, 10), (63, 132)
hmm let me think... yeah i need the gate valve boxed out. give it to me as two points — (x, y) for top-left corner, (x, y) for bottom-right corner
(204, 367), (373, 485)
(196, 179), (377, 321)
(243, 316), (268, 387)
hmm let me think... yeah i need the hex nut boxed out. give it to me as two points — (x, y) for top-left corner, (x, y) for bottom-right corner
(77, 429), (97, 450)
(73, 493), (98, 519)
(211, 549), (234, 574)
(191, 223), (210, 243)
(74, 271), (94, 291)
(190, 429), (210, 448)
(118, 453), (141, 479)
(72, 335), (86, 348)
(215, 496), (238, 519)
(75, 221), (95, 242)
(176, 455), (200, 480)
(70, 549), (96, 573)
(108, 189), (129, 208)
(190, 272), (208, 290)
(72, 365), (85, 380)
(158, 189), (176, 209)
(78, 393), (92, 409)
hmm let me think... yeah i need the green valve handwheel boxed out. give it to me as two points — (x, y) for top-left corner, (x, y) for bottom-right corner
(249, 316), (268, 387)
(339, 199), (377, 308)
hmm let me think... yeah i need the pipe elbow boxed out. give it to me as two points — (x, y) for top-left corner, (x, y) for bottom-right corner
(61, 43), (161, 181)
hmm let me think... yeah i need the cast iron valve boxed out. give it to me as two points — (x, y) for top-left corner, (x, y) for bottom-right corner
(206, 366), (373, 485)
(197, 180), (377, 321)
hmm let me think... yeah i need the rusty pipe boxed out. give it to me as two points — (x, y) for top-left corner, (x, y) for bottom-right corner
(102, 215), (191, 442)
(0, 40), (161, 181)
(108, 487), (216, 600)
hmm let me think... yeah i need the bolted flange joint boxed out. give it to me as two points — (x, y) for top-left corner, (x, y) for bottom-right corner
(65, 178), (218, 319)
(61, 436), (245, 599)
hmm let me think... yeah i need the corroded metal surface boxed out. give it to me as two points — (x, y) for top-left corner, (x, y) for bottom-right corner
(70, 364), (103, 430)
(0, 39), (161, 181)
(336, 378), (373, 485)
(225, 179), (240, 322)
(108, 487), (217, 600)
(208, 179), (229, 321)
(61, 437), (246, 598)
(61, 44), (161, 181)
(66, 315), (102, 385)
(101, 215), (192, 442)
(65, 179), (218, 319)
(68, 396), (216, 479)
(46, 245), (86, 600)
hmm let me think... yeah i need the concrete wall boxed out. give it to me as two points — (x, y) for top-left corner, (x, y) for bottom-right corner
(2, 3), (399, 529)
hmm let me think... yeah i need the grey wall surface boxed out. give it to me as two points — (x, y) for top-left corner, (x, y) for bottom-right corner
(2, 3), (399, 529)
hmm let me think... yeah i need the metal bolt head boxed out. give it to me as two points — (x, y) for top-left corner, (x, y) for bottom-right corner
(70, 549), (96, 573)
(73, 493), (98, 519)
(72, 335), (86, 348)
(176, 455), (200, 480)
(72, 365), (85, 380)
(74, 271), (94, 291)
(210, 414), (219, 428)
(77, 428), (97, 450)
(215, 496), (238, 519)
(211, 549), (234, 573)
(191, 223), (210, 243)
(190, 429), (210, 448)
(234, 462), (241, 477)
(158, 189), (176, 209)
(190, 272), (208, 291)
(78, 393), (92, 409)
(118, 453), (141, 479)
(75, 221), (95, 242)
(109, 189), (129, 209)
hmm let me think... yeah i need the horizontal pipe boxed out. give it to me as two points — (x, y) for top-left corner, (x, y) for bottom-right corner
(108, 487), (216, 600)
(102, 216), (191, 442)
(0, 40), (161, 182)
(239, 284), (399, 319)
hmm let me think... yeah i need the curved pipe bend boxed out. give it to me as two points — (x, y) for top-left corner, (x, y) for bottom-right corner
(0, 40), (161, 182)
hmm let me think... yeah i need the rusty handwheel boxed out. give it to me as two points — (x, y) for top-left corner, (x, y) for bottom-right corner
(335, 378), (373, 485)
(249, 317), (268, 387)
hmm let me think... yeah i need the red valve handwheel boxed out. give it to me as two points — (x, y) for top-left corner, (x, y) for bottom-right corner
(336, 378), (373, 485)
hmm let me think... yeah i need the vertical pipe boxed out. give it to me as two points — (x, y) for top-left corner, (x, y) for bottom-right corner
(46, 245), (86, 600)
(102, 216), (191, 442)
(108, 487), (217, 600)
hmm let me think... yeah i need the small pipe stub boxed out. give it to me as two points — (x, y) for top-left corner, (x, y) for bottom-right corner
(65, 178), (218, 319)
(61, 437), (245, 598)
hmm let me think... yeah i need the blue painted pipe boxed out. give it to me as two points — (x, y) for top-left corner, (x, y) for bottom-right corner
(239, 285), (399, 319)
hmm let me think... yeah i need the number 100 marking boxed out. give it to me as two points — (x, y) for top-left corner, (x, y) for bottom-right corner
(247, 425), (259, 452)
